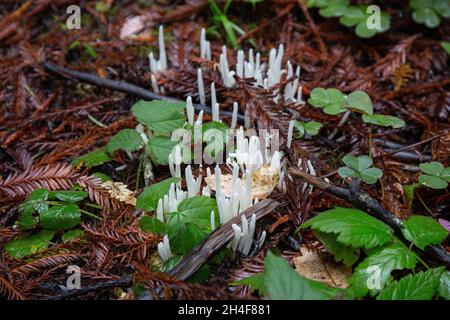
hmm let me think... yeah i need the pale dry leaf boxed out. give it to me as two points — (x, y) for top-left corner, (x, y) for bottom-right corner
(101, 181), (136, 206)
(294, 246), (351, 289)
(204, 165), (279, 200)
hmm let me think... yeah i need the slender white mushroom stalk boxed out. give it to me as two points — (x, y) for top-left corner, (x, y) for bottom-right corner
(195, 110), (203, 126)
(210, 211), (216, 231)
(148, 25), (167, 73)
(211, 82), (217, 109)
(212, 103), (220, 122)
(287, 119), (295, 149)
(231, 102), (238, 129)
(156, 198), (164, 222)
(200, 28), (211, 60)
(236, 50), (244, 78)
(168, 145), (182, 178)
(219, 46), (236, 87)
(186, 96), (195, 126)
(197, 68), (205, 105)
(157, 235), (172, 262)
(185, 165), (202, 198)
(150, 74), (160, 94)
(229, 213), (257, 256)
(135, 124), (148, 145)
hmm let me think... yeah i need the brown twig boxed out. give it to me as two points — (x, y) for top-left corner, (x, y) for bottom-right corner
(289, 166), (450, 268)
(297, 0), (326, 54)
(169, 199), (280, 280)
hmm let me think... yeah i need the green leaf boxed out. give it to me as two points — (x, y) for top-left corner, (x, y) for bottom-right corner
(355, 20), (377, 38)
(202, 121), (229, 141)
(168, 195), (219, 228)
(264, 252), (338, 300)
(303, 121), (323, 136)
(438, 270), (450, 299)
(231, 272), (267, 295)
(402, 215), (449, 250)
(433, 0), (450, 17)
(403, 183), (419, 209)
(412, 8), (441, 28)
(347, 90), (373, 114)
(418, 174), (448, 190)
(187, 265), (210, 283)
(18, 189), (50, 230)
(323, 103), (347, 115)
(107, 129), (143, 154)
(348, 243), (417, 298)
(5, 230), (55, 259)
(61, 229), (84, 242)
(308, 87), (330, 108)
(441, 167), (450, 182)
(343, 155), (372, 172)
(338, 166), (358, 179)
(340, 6), (366, 27)
(360, 167), (383, 184)
(319, 4), (348, 17)
(39, 204), (81, 230)
(378, 267), (444, 300)
(314, 231), (359, 266)
(293, 121), (305, 139)
(301, 207), (394, 249)
(53, 191), (88, 203)
(441, 41), (450, 54)
(136, 177), (181, 211)
(131, 100), (186, 134)
(419, 161), (444, 176)
(147, 136), (180, 165)
(169, 222), (210, 255)
(361, 114), (405, 128)
(71, 148), (112, 167)
(139, 216), (167, 235)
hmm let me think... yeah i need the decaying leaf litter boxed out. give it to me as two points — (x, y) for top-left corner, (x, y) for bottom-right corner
(0, 0), (449, 300)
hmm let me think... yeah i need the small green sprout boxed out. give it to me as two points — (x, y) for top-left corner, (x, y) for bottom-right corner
(208, 0), (245, 48)
(338, 155), (383, 184)
(418, 161), (450, 189)
(294, 120), (323, 139)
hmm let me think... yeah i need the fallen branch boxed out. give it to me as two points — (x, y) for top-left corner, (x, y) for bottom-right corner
(43, 62), (245, 123)
(169, 199), (280, 280)
(289, 166), (450, 268)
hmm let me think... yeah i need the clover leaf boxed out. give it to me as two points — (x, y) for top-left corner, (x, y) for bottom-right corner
(294, 121), (323, 139)
(338, 155), (383, 184)
(418, 161), (450, 189)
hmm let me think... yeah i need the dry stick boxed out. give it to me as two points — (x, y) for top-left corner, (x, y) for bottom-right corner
(43, 62), (245, 124)
(298, 0), (326, 54)
(169, 199), (280, 281)
(289, 167), (450, 268)
(374, 131), (449, 159)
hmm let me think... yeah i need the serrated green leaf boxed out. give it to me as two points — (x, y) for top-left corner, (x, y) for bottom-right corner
(438, 270), (450, 300)
(71, 148), (112, 168)
(5, 230), (55, 259)
(349, 243), (417, 298)
(347, 90), (373, 114)
(167, 195), (219, 228)
(39, 204), (81, 230)
(139, 216), (167, 234)
(314, 231), (359, 266)
(264, 251), (339, 300)
(169, 222), (210, 255)
(301, 207), (394, 249)
(136, 177), (181, 211)
(418, 174), (448, 189)
(231, 272), (267, 295)
(402, 215), (449, 250)
(107, 129), (142, 154)
(131, 100), (186, 134)
(53, 191), (88, 203)
(61, 229), (84, 242)
(361, 114), (405, 128)
(378, 267), (444, 300)
(147, 136), (180, 165)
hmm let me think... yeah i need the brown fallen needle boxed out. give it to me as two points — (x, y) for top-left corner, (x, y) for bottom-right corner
(289, 166), (450, 268)
(169, 199), (280, 281)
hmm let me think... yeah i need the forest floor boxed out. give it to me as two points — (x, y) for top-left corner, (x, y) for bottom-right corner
(0, 0), (449, 300)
